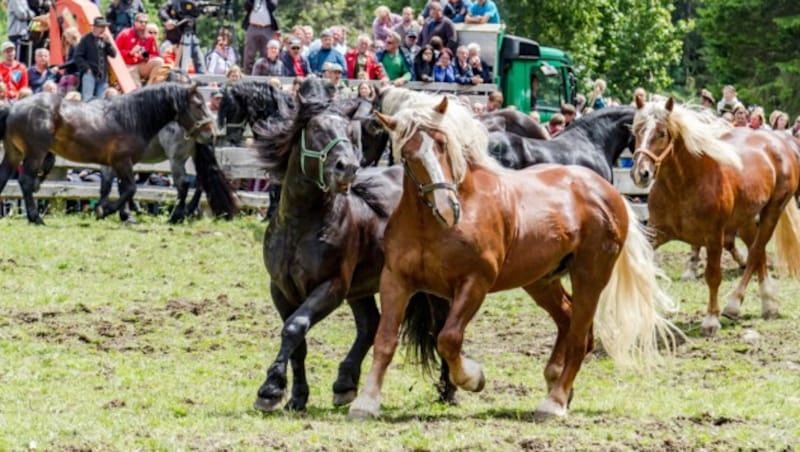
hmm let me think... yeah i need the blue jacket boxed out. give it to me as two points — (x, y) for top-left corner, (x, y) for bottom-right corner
(433, 64), (455, 83)
(307, 47), (346, 76)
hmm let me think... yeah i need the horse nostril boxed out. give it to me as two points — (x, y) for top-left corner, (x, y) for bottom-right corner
(335, 161), (345, 171)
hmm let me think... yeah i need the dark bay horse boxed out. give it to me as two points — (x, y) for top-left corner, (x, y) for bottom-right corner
(349, 95), (678, 420)
(0, 83), (215, 224)
(252, 79), (455, 412)
(631, 97), (800, 336)
(487, 106), (636, 181)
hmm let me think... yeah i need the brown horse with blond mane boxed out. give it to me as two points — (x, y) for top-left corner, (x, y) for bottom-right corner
(631, 97), (800, 336)
(348, 94), (678, 420)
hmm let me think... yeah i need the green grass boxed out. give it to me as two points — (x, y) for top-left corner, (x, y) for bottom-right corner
(1, 214), (799, 450)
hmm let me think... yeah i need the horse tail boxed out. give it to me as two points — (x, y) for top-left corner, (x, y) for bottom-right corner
(193, 142), (240, 219)
(401, 293), (449, 376)
(0, 104), (9, 140)
(774, 197), (800, 278)
(594, 201), (681, 369)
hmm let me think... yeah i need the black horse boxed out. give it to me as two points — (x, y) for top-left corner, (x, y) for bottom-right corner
(487, 106), (636, 182)
(479, 107), (550, 139)
(252, 78), (455, 412)
(0, 83), (215, 224)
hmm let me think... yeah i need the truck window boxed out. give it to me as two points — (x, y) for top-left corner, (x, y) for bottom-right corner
(531, 70), (562, 111)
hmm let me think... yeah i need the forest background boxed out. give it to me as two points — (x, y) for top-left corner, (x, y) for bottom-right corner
(3, 0), (799, 112)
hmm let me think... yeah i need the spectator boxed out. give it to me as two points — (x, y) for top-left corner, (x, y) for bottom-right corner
(226, 65), (243, 83)
(307, 29), (346, 76)
(16, 86), (33, 100)
(560, 103), (576, 126)
(770, 110), (789, 131)
(376, 31), (414, 86)
(448, 0), (471, 23)
(419, 0), (457, 22)
(717, 85), (742, 115)
(58, 27), (81, 94)
(749, 107), (766, 130)
(242, 0), (279, 75)
(0, 41), (29, 100)
(574, 93), (586, 118)
(27, 48), (58, 93)
(7, 0), (36, 49)
(429, 35), (444, 59)
(41, 80), (58, 94)
(467, 42), (491, 80)
(393, 6), (421, 42)
(280, 37), (310, 77)
(700, 88), (715, 110)
(106, 0), (145, 37)
(345, 34), (385, 81)
(373, 6), (402, 44)
(631, 87), (646, 106)
(252, 39), (285, 76)
(356, 81), (375, 101)
(206, 29), (237, 75)
(419, 1), (458, 54)
(116, 13), (164, 87)
(453, 46), (479, 85)
(546, 113), (565, 137)
(104, 87), (120, 98)
(331, 26), (349, 56)
(433, 48), (455, 82)
(158, 0), (205, 73)
(472, 102), (485, 114)
(465, 0), (500, 24)
(300, 25), (314, 57)
(413, 44), (435, 82)
(322, 62), (351, 99)
(588, 78), (607, 110)
(74, 18), (116, 102)
(402, 29), (421, 60)
(731, 103), (748, 127)
(208, 89), (223, 113)
(792, 116), (800, 138)
(486, 90), (502, 112)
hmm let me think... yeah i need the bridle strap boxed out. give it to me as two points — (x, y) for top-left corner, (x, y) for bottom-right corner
(632, 141), (674, 179)
(300, 128), (350, 192)
(183, 116), (214, 140)
(402, 157), (461, 225)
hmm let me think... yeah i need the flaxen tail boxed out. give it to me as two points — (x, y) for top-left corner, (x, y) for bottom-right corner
(774, 198), (800, 278)
(594, 201), (681, 369)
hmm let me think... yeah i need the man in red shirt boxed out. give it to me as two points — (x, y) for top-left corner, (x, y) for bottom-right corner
(344, 34), (387, 81)
(115, 13), (164, 87)
(0, 41), (29, 100)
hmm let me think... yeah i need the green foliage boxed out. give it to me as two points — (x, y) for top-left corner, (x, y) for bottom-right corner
(697, 0), (800, 113)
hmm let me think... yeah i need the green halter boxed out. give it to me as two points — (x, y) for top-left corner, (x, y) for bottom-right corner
(300, 128), (351, 191)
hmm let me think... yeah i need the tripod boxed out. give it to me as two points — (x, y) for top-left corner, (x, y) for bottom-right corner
(176, 24), (206, 74)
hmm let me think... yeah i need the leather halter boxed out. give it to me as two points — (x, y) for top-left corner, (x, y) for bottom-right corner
(182, 116), (215, 140)
(300, 128), (351, 192)
(402, 157), (461, 226)
(632, 140), (674, 180)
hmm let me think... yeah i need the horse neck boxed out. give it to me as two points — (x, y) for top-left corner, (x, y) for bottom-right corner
(656, 137), (707, 191)
(118, 88), (183, 138)
(571, 115), (629, 164)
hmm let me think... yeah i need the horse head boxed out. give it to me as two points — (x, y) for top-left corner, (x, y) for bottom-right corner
(217, 85), (247, 145)
(176, 83), (216, 144)
(376, 96), (462, 228)
(631, 96), (675, 187)
(298, 108), (362, 193)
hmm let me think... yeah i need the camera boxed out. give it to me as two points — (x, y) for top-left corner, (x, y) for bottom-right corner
(142, 51), (150, 59)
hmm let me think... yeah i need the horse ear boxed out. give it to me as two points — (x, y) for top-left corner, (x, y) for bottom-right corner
(635, 94), (645, 110)
(433, 96), (448, 115)
(189, 82), (198, 93)
(375, 111), (398, 131)
(665, 96), (674, 112)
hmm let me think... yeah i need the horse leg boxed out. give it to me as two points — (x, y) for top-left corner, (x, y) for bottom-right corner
(349, 271), (414, 420)
(169, 178), (190, 224)
(724, 204), (785, 320)
(681, 246), (703, 281)
(96, 166), (115, 220)
(332, 296), (380, 407)
(186, 185), (204, 219)
(255, 280), (345, 412)
(437, 278), (490, 393)
(19, 159), (45, 225)
(701, 239), (724, 336)
(115, 170), (138, 223)
(524, 281), (573, 403)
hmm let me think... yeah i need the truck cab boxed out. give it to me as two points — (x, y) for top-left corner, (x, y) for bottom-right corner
(455, 24), (576, 121)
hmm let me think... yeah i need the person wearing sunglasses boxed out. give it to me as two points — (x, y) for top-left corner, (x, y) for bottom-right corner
(115, 13), (164, 87)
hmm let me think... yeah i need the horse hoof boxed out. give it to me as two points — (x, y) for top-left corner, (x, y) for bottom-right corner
(534, 398), (567, 420)
(31, 217), (45, 226)
(333, 389), (357, 407)
(762, 308), (779, 320)
(123, 217), (138, 226)
(284, 398), (307, 412)
(348, 396), (380, 420)
(701, 316), (721, 336)
(721, 304), (740, 320)
(95, 206), (105, 220)
(253, 397), (283, 413)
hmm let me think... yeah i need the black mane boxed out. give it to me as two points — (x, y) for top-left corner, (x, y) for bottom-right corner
(228, 80), (295, 126)
(106, 83), (189, 136)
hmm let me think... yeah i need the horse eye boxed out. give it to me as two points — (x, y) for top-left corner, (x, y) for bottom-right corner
(658, 131), (666, 139)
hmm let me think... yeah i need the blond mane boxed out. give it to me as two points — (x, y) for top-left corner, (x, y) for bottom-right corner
(633, 100), (742, 169)
(389, 95), (500, 183)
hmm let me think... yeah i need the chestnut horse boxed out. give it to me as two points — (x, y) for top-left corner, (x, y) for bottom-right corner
(631, 97), (800, 336)
(348, 95), (677, 420)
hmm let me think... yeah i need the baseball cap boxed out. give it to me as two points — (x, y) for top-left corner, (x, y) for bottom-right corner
(407, 29), (418, 38)
(1, 42), (15, 53)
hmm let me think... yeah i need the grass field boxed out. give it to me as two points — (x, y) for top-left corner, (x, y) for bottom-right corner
(1, 214), (799, 450)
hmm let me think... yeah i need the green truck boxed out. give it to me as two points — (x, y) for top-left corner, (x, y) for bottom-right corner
(455, 24), (577, 121)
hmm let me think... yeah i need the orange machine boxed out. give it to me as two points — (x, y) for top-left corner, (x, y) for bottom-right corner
(48, 0), (137, 92)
